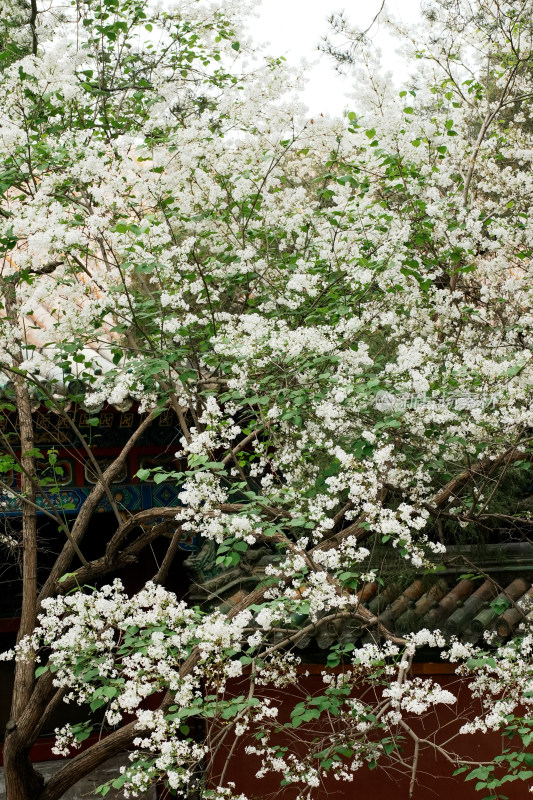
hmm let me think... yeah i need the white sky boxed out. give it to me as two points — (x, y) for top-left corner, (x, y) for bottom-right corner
(248, 0), (423, 116)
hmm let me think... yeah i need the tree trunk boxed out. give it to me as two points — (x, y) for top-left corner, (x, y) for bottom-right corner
(3, 729), (44, 800)
(3, 281), (40, 799)
(10, 370), (38, 718)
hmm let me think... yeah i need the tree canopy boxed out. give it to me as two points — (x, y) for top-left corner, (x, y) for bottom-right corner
(1, 0), (533, 798)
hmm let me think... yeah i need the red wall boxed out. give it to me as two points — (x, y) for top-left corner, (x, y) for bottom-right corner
(1, 664), (526, 800)
(209, 666), (526, 800)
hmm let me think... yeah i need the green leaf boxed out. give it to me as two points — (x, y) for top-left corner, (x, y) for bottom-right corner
(234, 540), (249, 552)
(466, 766), (492, 782)
(58, 572), (77, 583)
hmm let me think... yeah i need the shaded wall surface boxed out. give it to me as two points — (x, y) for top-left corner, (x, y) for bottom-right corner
(212, 671), (526, 800)
(0, 670), (525, 800)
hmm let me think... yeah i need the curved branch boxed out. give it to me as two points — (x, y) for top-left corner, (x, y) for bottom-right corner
(37, 409), (158, 606)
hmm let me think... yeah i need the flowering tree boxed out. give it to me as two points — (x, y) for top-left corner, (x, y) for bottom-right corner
(1, 0), (533, 798)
